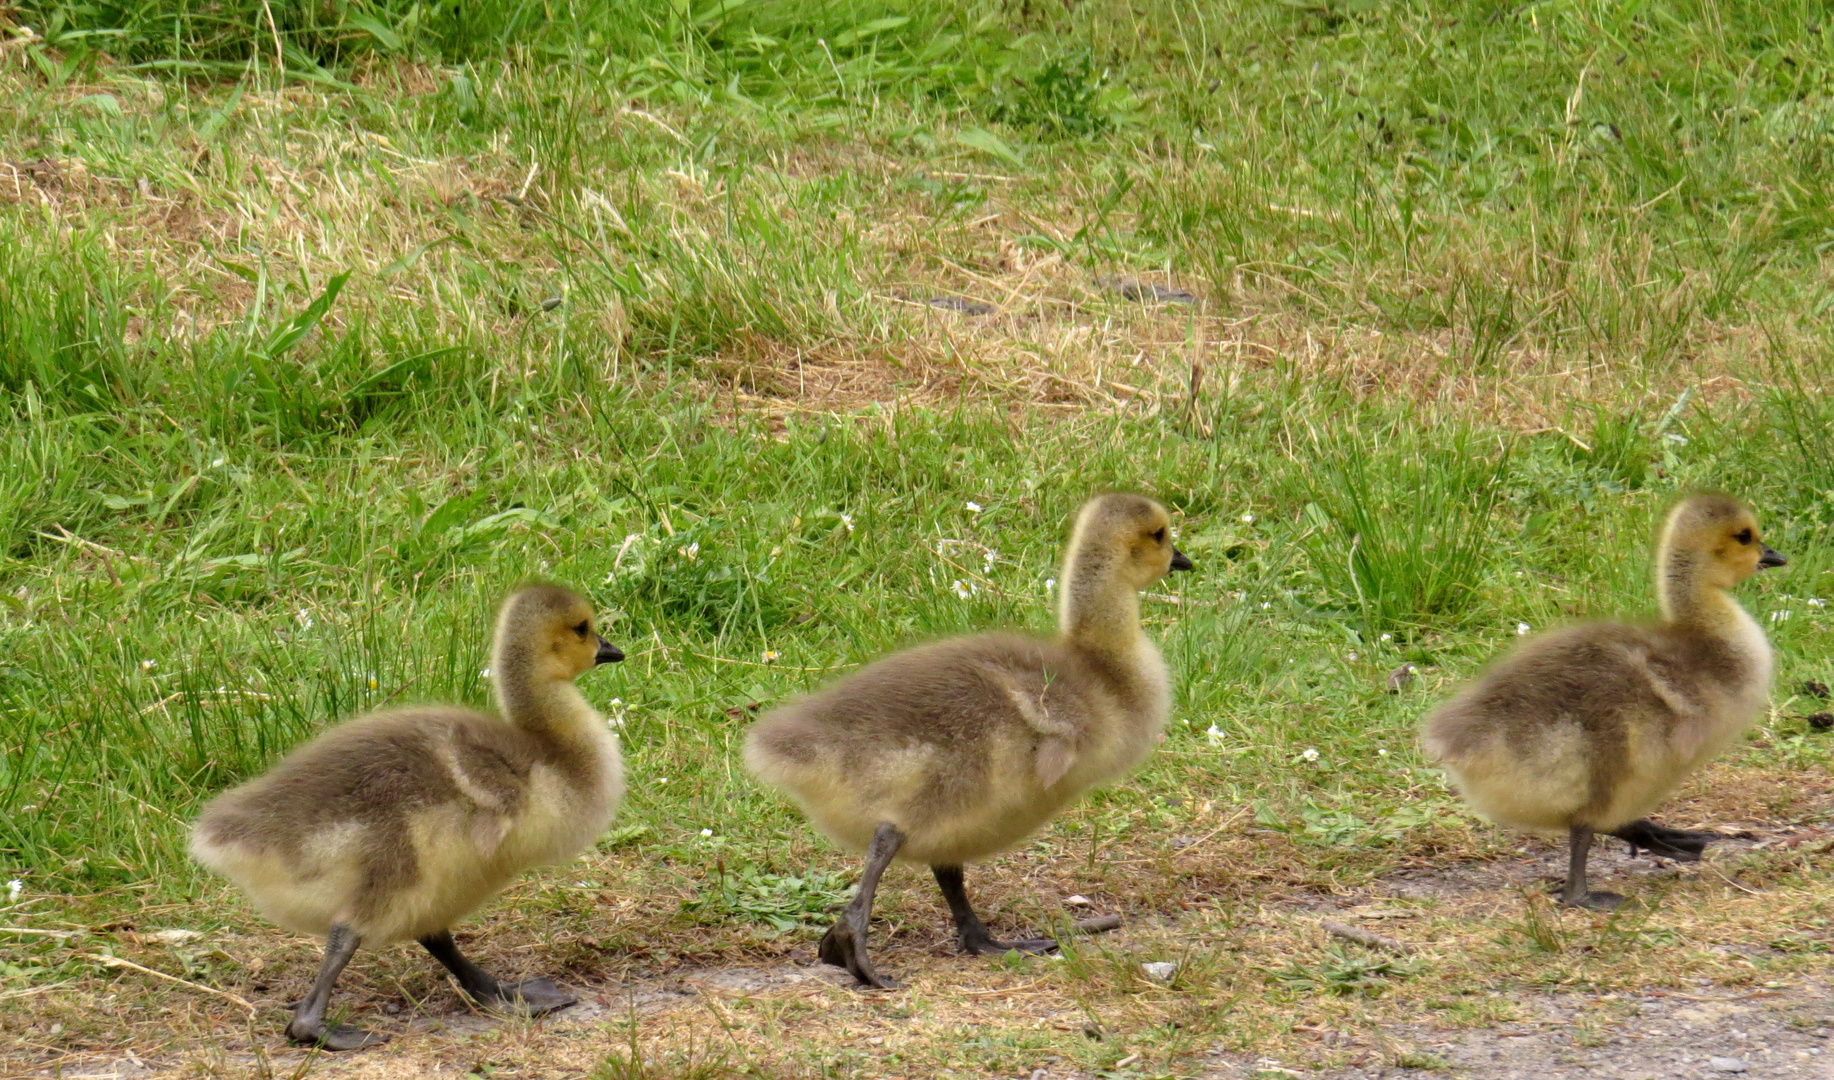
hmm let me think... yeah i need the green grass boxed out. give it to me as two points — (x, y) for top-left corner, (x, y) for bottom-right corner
(4, 0), (1834, 1073)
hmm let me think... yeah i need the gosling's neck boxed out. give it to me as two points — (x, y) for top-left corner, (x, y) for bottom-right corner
(1057, 549), (1145, 657)
(491, 645), (601, 742)
(1657, 549), (1749, 637)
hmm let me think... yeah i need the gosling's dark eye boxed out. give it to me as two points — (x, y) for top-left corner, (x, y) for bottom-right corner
(1152, 527), (1167, 543)
(1734, 529), (1753, 545)
(573, 620), (591, 638)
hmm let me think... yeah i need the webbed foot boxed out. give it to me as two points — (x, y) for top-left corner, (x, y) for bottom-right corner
(819, 914), (899, 990)
(286, 1018), (389, 1051)
(961, 933), (1058, 957)
(480, 977), (578, 1015)
(1610, 819), (1718, 862)
(1555, 886), (1626, 911)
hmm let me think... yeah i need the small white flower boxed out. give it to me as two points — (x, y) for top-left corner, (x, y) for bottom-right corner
(1516, 622), (1531, 636)
(480, 667), (491, 678)
(1346, 652), (1358, 662)
(1377, 748), (1389, 757)
(1181, 717), (1191, 725)
(700, 828), (714, 837)
(1301, 748), (1319, 762)
(1205, 723), (1225, 746)
(367, 674), (378, 690)
(761, 650), (781, 664)
(657, 777), (669, 784)
(1810, 598), (1826, 609)
(952, 580), (974, 600)
(1044, 577), (1057, 593)
(1240, 512), (1255, 524)
(295, 609), (313, 630)
(1261, 601), (1272, 610)
(1379, 633), (1392, 642)
(965, 501), (983, 513)
(1771, 609), (1794, 624)
(6, 880), (20, 902)
(210, 457), (225, 468)
(678, 542), (700, 561)
(983, 549), (998, 571)
(839, 513), (855, 533)
(139, 659), (157, 671)
(574, 881), (593, 888)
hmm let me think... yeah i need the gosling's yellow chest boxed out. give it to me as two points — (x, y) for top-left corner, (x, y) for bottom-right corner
(499, 726), (624, 870)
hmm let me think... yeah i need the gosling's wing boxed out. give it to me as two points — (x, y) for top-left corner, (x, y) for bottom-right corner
(1422, 624), (1676, 765)
(194, 708), (489, 849)
(747, 632), (1088, 798)
(768, 633), (1055, 742)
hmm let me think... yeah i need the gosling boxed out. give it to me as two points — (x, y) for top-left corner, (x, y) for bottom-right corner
(745, 493), (1193, 988)
(191, 584), (625, 1049)
(1422, 493), (1785, 910)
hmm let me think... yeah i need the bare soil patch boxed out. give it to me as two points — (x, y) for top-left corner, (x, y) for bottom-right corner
(13, 771), (1834, 1079)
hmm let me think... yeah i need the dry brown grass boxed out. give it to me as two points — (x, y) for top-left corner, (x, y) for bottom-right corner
(5, 755), (1831, 1079)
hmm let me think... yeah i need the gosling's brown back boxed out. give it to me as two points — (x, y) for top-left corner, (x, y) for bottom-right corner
(750, 631), (1151, 828)
(1424, 621), (1749, 812)
(194, 709), (541, 899)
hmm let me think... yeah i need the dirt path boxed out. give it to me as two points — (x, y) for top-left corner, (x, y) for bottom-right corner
(21, 823), (1834, 1079)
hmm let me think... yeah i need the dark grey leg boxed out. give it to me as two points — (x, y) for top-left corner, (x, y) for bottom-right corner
(819, 822), (904, 989)
(932, 865), (1057, 956)
(419, 929), (576, 1015)
(286, 924), (387, 1051)
(1559, 824), (1624, 911)
(1610, 819), (1718, 862)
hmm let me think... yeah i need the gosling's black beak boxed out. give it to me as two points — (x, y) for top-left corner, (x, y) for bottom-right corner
(595, 636), (625, 664)
(1759, 545), (1788, 570)
(1169, 547), (1195, 573)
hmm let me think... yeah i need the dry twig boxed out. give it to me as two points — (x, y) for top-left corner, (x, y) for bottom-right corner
(81, 953), (258, 1017)
(1319, 919), (1415, 955)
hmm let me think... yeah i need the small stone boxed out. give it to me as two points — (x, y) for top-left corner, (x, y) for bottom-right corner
(1064, 894), (1093, 908)
(1106, 278), (1197, 305)
(1708, 1058), (1748, 1073)
(926, 296), (995, 316)
(1141, 961), (1177, 982)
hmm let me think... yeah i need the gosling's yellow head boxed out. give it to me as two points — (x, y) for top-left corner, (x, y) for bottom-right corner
(1660, 493), (1786, 590)
(1071, 494), (1195, 589)
(497, 583), (624, 681)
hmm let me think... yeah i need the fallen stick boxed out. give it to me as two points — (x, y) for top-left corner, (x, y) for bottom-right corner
(1071, 914), (1123, 935)
(82, 953), (257, 1016)
(1319, 919), (1414, 954)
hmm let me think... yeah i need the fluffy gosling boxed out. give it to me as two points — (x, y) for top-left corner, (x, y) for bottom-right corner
(191, 584), (625, 1049)
(745, 493), (1193, 987)
(1422, 493), (1785, 910)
